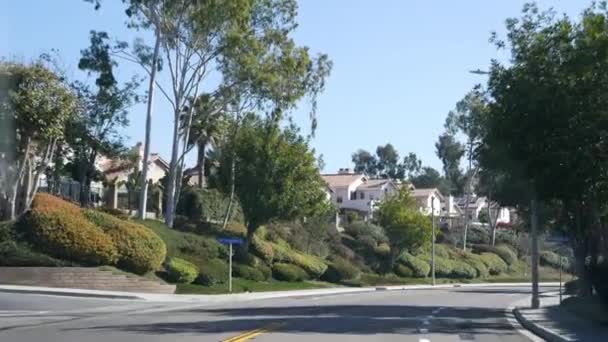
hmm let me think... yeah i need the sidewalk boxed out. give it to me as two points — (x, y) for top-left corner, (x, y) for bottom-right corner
(514, 293), (608, 342)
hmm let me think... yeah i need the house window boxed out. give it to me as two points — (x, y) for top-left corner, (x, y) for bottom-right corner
(350, 192), (356, 200)
(337, 196), (343, 204)
(369, 194), (374, 200)
(359, 192), (365, 200)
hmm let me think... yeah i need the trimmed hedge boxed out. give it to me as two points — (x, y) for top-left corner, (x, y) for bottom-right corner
(195, 258), (228, 285)
(462, 252), (490, 278)
(166, 257), (199, 284)
(432, 256), (477, 279)
(22, 194), (117, 265)
(83, 210), (166, 274)
(272, 263), (309, 282)
(473, 244), (517, 266)
(394, 263), (414, 278)
(138, 219), (226, 263)
(479, 252), (508, 275)
(233, 264), (265, 281)
(322, 257), (360, 283)
(398, 252), (430, 278)
(0, 240), (73, 266)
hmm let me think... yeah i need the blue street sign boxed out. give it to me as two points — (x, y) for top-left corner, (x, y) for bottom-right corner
(217, 238), (244, 245)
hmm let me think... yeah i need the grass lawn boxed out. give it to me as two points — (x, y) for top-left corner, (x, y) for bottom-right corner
(176, 278), (337, 294)
(562, 296), (608, 325)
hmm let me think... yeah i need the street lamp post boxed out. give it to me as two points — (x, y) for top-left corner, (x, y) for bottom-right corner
(431, 196), (436, 286)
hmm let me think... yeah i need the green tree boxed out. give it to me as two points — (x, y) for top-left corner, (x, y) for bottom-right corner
(0, 61), (78, 219)
(68, 30), (140, 207)
(480, 3), (608, 303)
(435, 133), (464, 194)
(410, 166), (450, 196)
(375, 188), (432, 270)
(402, 152), (422, 179)
(227, 115), (328, 249)
(352, 149), (377, 176)
(376, 144), (403, 179)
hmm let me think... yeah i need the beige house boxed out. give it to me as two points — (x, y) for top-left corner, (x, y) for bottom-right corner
(97, 143), (169, 216)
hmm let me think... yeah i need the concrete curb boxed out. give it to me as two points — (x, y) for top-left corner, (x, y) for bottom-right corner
(0, 282), (561, 302)
(513, 307), (570, 342)
(0, 285), (143, 300)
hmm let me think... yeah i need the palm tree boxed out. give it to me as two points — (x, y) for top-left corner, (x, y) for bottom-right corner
(188, 94), (227, 189)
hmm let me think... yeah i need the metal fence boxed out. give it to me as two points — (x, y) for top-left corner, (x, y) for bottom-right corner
(38, 178), (103, 206)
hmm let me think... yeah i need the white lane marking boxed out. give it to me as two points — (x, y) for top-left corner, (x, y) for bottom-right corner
(418, 328), (429, 334)
(419, 339), (431, 342)
(0, 310), (49, 317)
(432, 307), (444, 314)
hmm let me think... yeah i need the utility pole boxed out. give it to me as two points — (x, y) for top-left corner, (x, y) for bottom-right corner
(530, 195), (540, 309)
(431, 195), (436, 286)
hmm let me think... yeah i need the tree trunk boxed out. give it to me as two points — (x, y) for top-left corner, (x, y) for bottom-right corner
(138, 30), (161, 220)
(530, 194), (540, 309)
(197, 142), (206, 189)
(245, 222), (257, 253)
(222, 158), (237, 230)
(488, 187), (498, 246)
(164, 107), (181, 228)
(462, 153), (474, 251)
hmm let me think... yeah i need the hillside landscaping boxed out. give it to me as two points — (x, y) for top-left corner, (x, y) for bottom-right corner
(0, 193), (573, 294)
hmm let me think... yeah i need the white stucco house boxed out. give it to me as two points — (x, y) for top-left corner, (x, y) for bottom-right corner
(411, 188), (443, 217)
(456, 195), (511, 226)
(321, 169), (399, 220)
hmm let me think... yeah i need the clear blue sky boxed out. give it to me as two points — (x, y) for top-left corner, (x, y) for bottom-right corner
(0, 0), (584, 173)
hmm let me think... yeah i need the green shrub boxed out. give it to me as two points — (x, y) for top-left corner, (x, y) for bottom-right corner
(398, 252), (430, 278)
(83, 210), (166, 274)
(272, 263), (309, 282)
(224, 222), (247, 238)
(166, 257), (199, 284)
(479, 252), (508, 275)
(176, 187), (243, 223)
(356, 273), (405, 286)
(258, 263), (272, 281)
(0, 241), (73, 266)
(22, 194), (117, 265)
(137, 219), (226, 262)
(0, 221), (15, 243)
(540, 250), (570, 270)
(195, 258), (228, 285)
(97, 207), (129, 220)
(233, 264), (265, 281)
(462, 252), (489, 278)
(251, 234), (274, 263)
(394, 264), (414, 278)
(321, 257), (360, 283)
(374, 243), (390, 257)
(473, 244), (517, 265)
(448, 259), (477, 279)
(344, 221), (387, 242)
(273, 242), (327, 278)
(434, 244), (451, 258)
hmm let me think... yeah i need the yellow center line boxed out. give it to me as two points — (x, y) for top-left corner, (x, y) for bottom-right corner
(222, 322), (285, 342)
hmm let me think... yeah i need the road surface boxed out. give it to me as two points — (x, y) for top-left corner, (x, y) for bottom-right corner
(0, 285), (555, 342)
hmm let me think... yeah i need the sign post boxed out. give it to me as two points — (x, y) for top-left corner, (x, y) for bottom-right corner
(217, 238), (244, 293)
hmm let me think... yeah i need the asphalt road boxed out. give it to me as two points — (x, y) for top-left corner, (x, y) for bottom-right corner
(0, 285), (556, 342)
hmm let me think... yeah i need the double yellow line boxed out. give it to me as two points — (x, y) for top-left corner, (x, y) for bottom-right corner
(222, 322), (285, 342)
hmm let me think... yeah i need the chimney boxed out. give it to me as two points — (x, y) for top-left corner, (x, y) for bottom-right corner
(338, 168), (353, 175)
